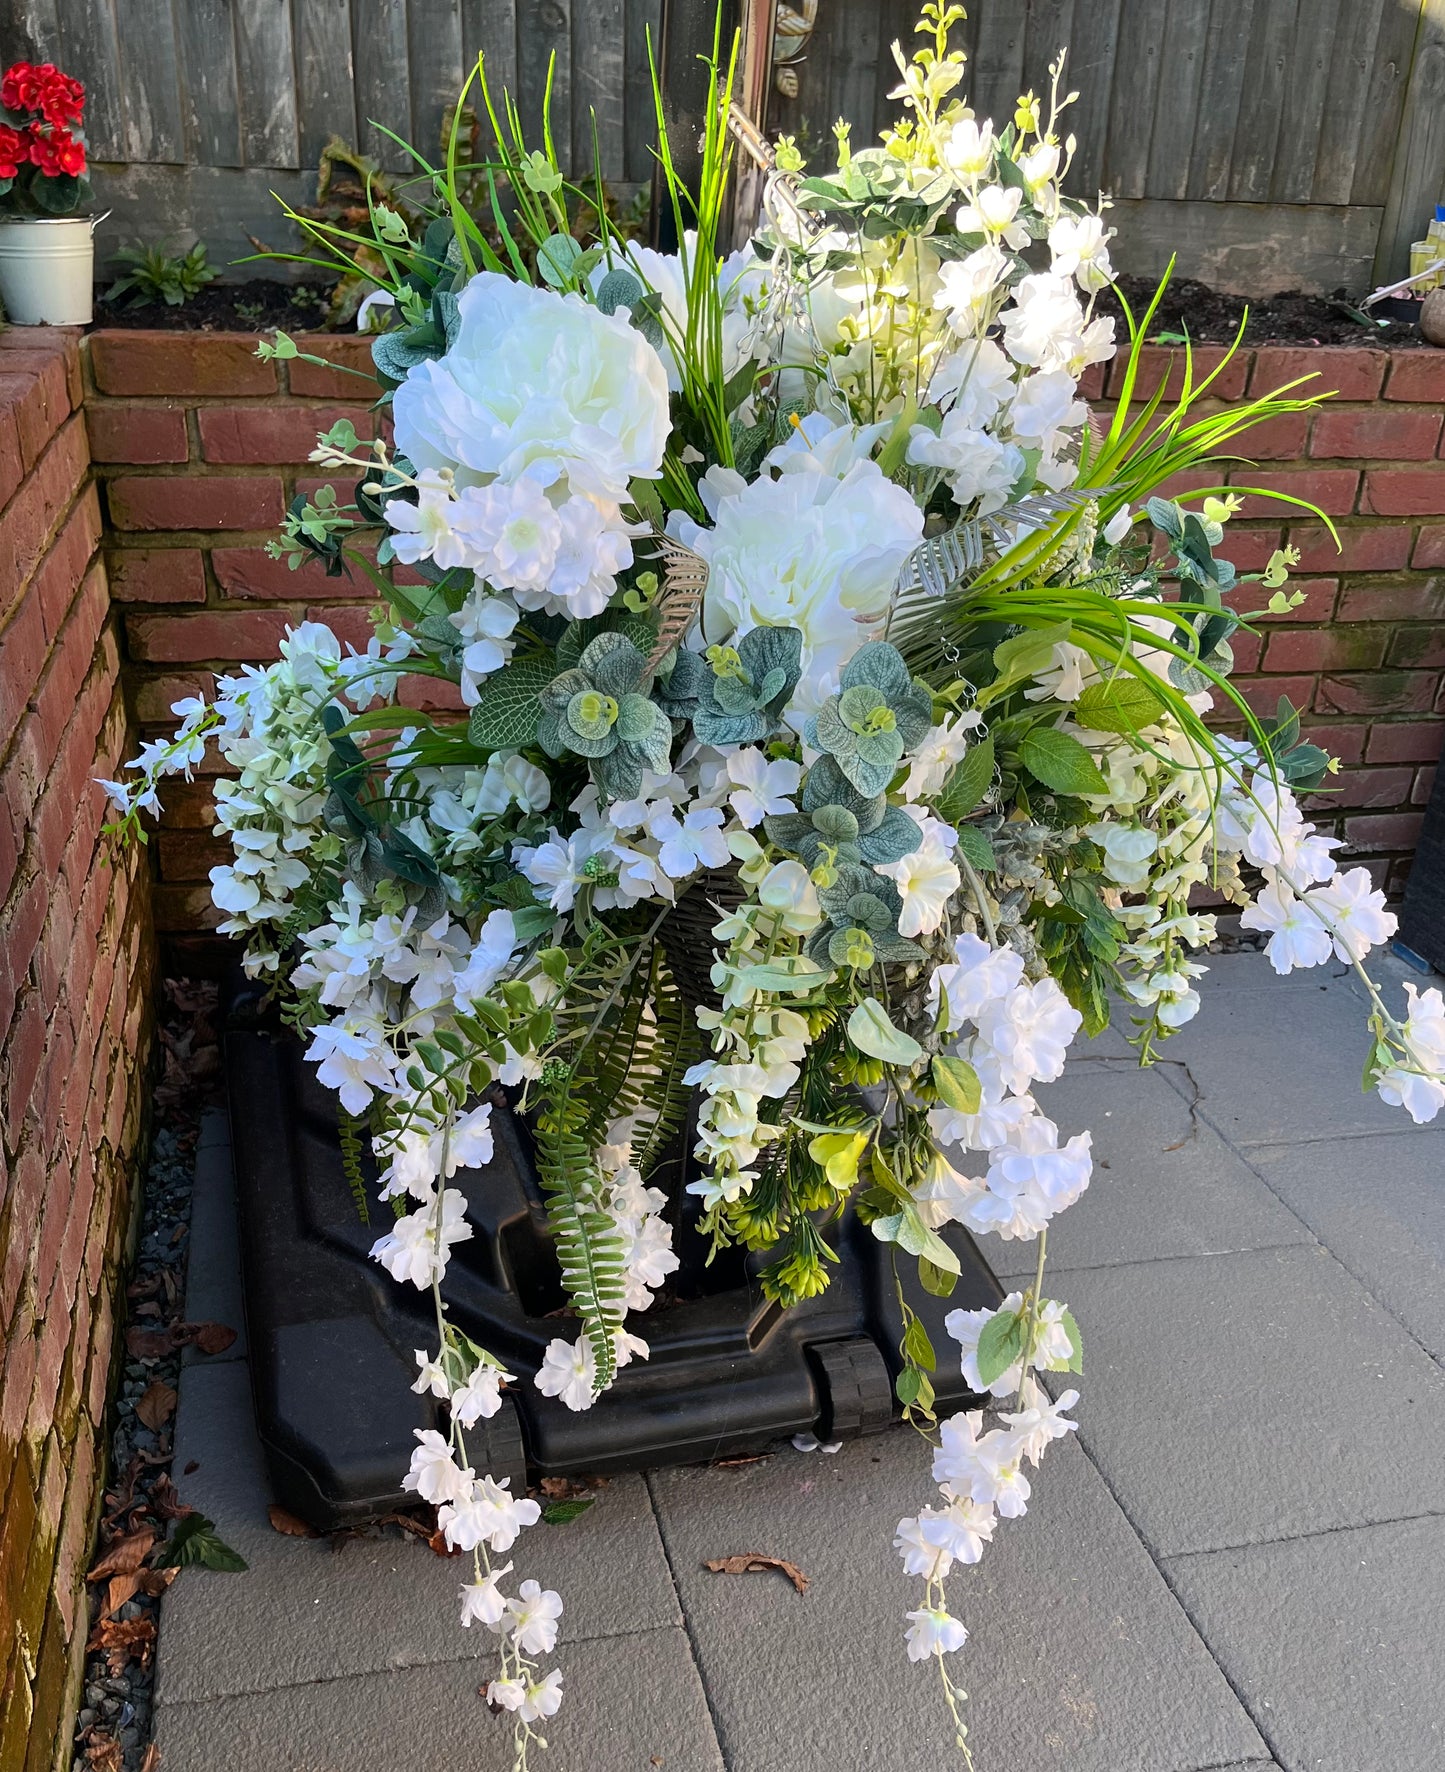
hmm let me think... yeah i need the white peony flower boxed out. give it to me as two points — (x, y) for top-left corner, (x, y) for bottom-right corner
(674, 459), (922, 721)
(392, 273), (670, 502)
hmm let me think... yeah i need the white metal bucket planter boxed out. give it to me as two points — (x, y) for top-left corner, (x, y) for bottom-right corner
(0, 211), (106, 325)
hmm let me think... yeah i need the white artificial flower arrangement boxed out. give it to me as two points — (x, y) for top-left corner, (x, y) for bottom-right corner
(103, 6), (1445, 1763)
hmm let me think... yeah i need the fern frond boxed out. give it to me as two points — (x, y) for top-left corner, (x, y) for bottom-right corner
(336, 1105), (371, 1225)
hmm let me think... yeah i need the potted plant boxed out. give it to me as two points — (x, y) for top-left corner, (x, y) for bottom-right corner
(0, 58), (101, 324)
(102, 3), (1445, 1757)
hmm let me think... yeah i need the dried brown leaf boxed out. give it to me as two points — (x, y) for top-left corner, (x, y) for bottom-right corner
(267, 1504), (318, 1538)
(88, 1615), (157, 1674)
(87, 1530), (156, 1581)
(137, 1567), (178, 1597)
(104, 1573), (142, 1617)
(147, 1475), (193, 1522)
(703, 1553), (809, 1595)
(185, 1321), (237, 1356)
(140, 1744), (162, 1772)
(135, 1380), (178, 1430)
(81, 1731), (123, 1772)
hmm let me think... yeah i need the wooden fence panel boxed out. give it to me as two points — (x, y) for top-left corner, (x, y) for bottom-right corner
(0, 0), (1438, 287)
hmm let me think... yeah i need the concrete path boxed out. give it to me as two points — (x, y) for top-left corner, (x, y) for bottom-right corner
(151, 951), (1445, 1772)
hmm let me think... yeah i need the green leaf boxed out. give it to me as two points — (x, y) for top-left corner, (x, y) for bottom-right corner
(936, 733), (994, 822)
(955, 826), (997, 872)
(918, 1256), (958, 1298)
(895, 1367), (924, 1407)
(156, 1512), (248, 1573)
(1060, 1307), (1084, 1373)
(932, 1054), (982, 1114)
(595, 268), (644, 314)
(974, 1308), (1025, 1388)
(1019, 727), (1108, 796)
(1073, 677), (1167, 735)
(541, 1496), (596, 1525)
(902, 1316), (936, 1372)
(869, 1205), (961, 1276)
(847, 998), (923, 1066)
(537, 233), (583, 288)
(467, 655), (557, 750)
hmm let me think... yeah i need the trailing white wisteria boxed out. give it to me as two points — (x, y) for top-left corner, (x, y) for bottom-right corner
(101, 6), (1444, 1764)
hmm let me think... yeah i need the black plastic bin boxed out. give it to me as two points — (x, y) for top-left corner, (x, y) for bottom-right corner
(225, 1013), (1002, 1530)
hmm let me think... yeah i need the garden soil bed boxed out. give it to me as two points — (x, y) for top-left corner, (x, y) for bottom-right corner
(85, 273), (1434, 348)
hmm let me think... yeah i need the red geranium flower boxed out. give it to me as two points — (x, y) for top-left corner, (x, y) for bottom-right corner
(37, 69), (84, 127)
(0, 124), (26, 179)
(28, 122), (86, 180)
(2, 61), (55, 114)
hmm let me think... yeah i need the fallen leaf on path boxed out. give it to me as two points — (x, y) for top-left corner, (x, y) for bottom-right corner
(87, 1531), (156, 1581)
(267, 1504), (318, 1538)
(137, 1567), (178, 1597)
(184, 1321), (237, 1356)
(140, 1744), (162, 1771)
(703, 1553), (809, 1595)
(135, 1380), (178, 1430)
(713, 1453), (771, 1468)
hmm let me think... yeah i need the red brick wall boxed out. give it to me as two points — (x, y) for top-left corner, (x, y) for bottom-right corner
(1086, 344), (1445, 895)
(0, 331), (156, 1772)
(85, 330), (383, 932)
(90, 331), (1445, 919)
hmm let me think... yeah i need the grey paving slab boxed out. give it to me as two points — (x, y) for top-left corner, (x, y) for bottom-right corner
(154, 1624), (724, 1772)
(647, 1430), (1266, 1772)
(1164, 1515), (1445, 1772)
(1057, 1243), (1445, 1556)
(158, 1360), (681, 1703)
(1248, 1130), (1445, 1364)
(989, 1061), (1309, 1281)
(1151, 960), (1425, 1148)
(180, 1115), (247, 1366)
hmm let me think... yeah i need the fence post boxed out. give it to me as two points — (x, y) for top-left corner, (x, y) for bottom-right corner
(1375, 0), (1445, 283)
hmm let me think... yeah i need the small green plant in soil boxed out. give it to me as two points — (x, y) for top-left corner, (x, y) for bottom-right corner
(105, 239), (218, 309)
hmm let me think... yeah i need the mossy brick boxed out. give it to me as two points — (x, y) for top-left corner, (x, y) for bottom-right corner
(1262, 627), (1386, 673)
(1316, 671), (1440, 715)
(1336, 578), (1445, 622)
(23, 1602), (69, 1772)
(0, 1651), (33, 1772)
(1387, 625), (1445, 669)
(88, 330), (276, 397)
